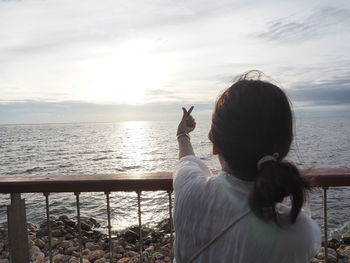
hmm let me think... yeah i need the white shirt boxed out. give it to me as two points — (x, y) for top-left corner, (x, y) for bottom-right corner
(173, 155), (321, 263)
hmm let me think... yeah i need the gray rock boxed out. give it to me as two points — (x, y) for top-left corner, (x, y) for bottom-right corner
(59, 215), (69, 221)
(80, 222), (91, 231)
(63, 219), (76, 228)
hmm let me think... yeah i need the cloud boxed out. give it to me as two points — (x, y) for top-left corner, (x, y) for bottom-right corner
(287, 73), (350, 107)
(257, 7), (350, 41)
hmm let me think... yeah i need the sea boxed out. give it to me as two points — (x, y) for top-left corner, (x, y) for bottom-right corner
(0, 117), (349, 238)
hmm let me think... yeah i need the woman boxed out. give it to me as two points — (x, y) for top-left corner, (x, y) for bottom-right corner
(173, 71), (321, 263)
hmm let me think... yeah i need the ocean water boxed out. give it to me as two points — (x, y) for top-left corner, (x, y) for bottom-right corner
(0, 117), (349, 238)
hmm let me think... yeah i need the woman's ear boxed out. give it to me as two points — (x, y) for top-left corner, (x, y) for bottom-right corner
(213, 145), (220, 155)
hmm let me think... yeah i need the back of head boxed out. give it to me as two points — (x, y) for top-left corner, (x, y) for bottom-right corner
(209, 70), (309, 224)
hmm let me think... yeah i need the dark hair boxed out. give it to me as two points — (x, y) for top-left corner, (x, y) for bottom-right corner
(208, 71), (309, 224)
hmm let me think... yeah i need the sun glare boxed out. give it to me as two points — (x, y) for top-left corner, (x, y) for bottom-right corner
(82, 40), (173, 104)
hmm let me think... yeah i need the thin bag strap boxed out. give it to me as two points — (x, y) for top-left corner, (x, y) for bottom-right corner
(187, 209), (251, 263)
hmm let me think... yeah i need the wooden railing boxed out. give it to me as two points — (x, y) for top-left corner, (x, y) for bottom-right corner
(0, 168), (350, 263)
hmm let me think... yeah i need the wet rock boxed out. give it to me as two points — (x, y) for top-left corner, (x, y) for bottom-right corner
(80, 222), (92, 231)
(64, 219), (76, 228)
(0, 259), (9, 263)
(88, 218), (100, 228)
(59, 215), (69, 221)
(88, 249), (104, 262)
(82, 249), (90, 256)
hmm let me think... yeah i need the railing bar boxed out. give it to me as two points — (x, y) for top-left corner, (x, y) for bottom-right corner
(44, 192), (53, 263)
(323, 187), (328, 263)
(168, 190), (174, 262)
(137, 191), (143, 263)
(105, 191), (114, 262)
(75, 192), (83, 263)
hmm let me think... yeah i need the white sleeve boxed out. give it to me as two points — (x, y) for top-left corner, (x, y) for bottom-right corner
(173, 155), (212, 191)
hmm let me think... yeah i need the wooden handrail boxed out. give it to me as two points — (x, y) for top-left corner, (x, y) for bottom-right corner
(0, 168), (349, 193)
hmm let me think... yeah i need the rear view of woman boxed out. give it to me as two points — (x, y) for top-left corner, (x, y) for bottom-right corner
(173, 71), (321, 263)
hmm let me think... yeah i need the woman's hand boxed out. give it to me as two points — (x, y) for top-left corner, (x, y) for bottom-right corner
(177, 106), (195, 158)
(177, 106), (196, 136)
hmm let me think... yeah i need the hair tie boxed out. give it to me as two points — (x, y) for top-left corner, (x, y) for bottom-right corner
(257, 152), (279, 169)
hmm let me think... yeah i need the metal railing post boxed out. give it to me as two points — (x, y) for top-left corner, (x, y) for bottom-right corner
(323, 187), (328, 263)
(105, 191), (114, 262)
(44, 192), (53, 263)
(75, 192), (83, 263)
(137, 191), (143, 263)
(168, 190), (174, 262)
(7, 193), (30, 263)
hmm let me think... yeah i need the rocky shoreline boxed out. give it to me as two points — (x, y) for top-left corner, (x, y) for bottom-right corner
(0, 216), (172, 263)
(0, 216), (349, 263)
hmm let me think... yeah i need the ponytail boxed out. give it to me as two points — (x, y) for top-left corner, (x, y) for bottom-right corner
(248, 160), (310, 223)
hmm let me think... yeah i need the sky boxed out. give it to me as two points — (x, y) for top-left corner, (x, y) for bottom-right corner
(0, 0), (350, 124)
